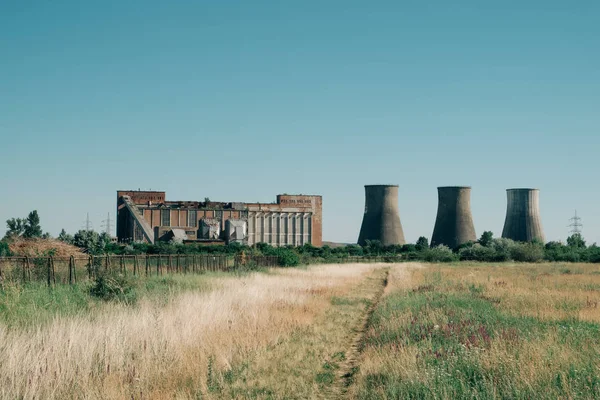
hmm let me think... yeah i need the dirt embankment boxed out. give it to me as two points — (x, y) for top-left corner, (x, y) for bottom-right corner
(7, 238), (85, 258)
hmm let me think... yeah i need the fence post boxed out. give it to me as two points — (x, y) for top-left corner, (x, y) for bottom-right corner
(47, 257), (53, 287)
(25, 256), (31, 282)
(133, 255), (138, 276)
(168, 255), (173, 273)
(121, 255), (126, 276)
(69, 256), (74, 285)
(145, 255), (149, 276)
(22, 257), (27, 283)
(157, 255), (160, 276)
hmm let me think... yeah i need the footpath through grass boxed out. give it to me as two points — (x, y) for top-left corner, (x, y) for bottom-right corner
(351, 263), (600, 400)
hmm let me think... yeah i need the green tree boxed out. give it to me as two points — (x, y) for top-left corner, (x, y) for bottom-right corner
(73, 230), (104, 254)
(479, 231), (494, 247)
(5, 218), (26, 238)
(23, 210), (43, 238)
(415, 236), (429, 251)
(58, 229), (74, 244)
(567, 233), (586, 248)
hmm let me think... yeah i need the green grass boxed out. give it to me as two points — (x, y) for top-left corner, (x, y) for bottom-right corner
(355, 266), (600, 399)
(0, 273), (218, 328)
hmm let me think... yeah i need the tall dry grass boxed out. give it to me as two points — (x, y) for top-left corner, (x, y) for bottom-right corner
(0, 263), (379, 399)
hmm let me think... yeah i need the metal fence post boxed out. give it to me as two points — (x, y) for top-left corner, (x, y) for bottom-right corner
(69, 256), (74, 285)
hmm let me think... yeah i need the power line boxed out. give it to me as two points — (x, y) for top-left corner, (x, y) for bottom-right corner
(568, 210), (583, 236)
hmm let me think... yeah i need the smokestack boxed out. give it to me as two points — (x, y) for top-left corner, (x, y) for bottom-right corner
(431, 186), (477, 249)
(502, 188), (545, 242)
(358, 185), (405, 246)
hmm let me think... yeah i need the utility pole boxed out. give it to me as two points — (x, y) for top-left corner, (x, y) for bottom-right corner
(101, 212), (114, 236)
(82, 213), (94, 232)
(568, 210), (583, 236)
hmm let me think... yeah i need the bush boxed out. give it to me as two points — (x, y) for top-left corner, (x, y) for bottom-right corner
(458, 244), (497, 262)
(276, 248), (300, 267)
(89, 274), (138, 304)
(510, 242), (545, 263)
(0, 241), (12, 256)
(422, 245), (458, 262)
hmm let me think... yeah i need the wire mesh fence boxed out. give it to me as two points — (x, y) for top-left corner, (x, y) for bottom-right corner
(0, 254), (401, 287)
(0, 254), (270, 286)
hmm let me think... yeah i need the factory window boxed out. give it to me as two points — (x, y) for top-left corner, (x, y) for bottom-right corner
(161, 209), (170, 226)
(188, 210), (197, 227)
(241, 210), (248, 219)
(215, 210), (223, 220)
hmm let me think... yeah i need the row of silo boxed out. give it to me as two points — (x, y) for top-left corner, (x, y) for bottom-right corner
(357, 185), (545, 248)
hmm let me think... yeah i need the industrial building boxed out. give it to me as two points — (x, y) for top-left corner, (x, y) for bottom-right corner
(357, 185), (405, 246)
(502, 188), (545, 242)
(116, 190), (322, 246)
(431, 186), (477, 249)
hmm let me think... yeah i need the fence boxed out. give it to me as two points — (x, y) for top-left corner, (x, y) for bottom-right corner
(0, 254), (258, 286)
(0, 254), (401, 287)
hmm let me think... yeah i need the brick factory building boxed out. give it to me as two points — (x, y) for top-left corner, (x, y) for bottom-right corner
(116, 190), (322, 246)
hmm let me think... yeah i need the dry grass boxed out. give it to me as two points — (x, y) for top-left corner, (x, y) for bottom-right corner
(7, 237), (86, 258)
(0, 263), (385, 399)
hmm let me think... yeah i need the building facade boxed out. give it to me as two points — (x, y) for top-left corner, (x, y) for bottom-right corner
(116, 190), (322, 246)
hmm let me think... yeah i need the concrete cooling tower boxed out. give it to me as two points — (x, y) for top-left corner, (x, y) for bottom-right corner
(502, 188), (545, 242)
(431, 186), (477, 249)
(357, 185), (406, 246)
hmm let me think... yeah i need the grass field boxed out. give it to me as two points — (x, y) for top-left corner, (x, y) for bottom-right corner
(352, 263), (600, 399)
(1, 262), (599, 399)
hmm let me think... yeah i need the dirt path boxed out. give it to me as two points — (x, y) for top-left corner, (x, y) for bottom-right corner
(324, 267), (390, 399)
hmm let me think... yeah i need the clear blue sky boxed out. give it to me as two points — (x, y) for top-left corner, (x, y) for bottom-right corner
(1, 1), (598, 244)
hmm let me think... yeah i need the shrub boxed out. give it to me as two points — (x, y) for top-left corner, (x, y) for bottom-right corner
(276, 248), (300, 267)
(458, 244), (496, 262)
(510, 242), (545, 263)
(422, 245), (458, 262)
(0, 241), (12, 256)
(89, 274), (138, 304)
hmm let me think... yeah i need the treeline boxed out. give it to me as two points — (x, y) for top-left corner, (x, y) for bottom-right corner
(65, 232), (600, 264)
(2, 210), (599, 264)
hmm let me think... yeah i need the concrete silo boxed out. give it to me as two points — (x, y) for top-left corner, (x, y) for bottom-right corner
(431, 186), (477, 249)
(502, 188), (545, 242)
(357, 185), (406, 246)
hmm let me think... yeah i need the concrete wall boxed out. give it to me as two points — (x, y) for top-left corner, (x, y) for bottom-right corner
(502, 188), (545, 242)
(357, 185), (406, 246)
(431, 186), (477, 249)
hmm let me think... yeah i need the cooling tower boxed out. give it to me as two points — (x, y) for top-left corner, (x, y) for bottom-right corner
(357, 185), (406, 246)
(502, 188), (545, 242)
(431, 186), (477, 249)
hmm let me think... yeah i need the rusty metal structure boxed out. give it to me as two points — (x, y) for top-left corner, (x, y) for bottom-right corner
(502, 188), (545, 242)
(358, 185), (406, 246)
(431, 186), (477, 249)
(117, 190), (322, 246)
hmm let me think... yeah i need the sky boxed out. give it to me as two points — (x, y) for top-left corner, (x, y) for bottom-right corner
(1, 1), (599, 244)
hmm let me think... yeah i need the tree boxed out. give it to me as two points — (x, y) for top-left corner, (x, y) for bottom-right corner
(5, 210), (43, 239)
(5, 218), (26, 238)
(415, 236), (429, 251)
(23, 210), (42, 238)
(567, 233), (586, 248)
(479, 231), (494, 247)
(58, 229), (74, 244)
